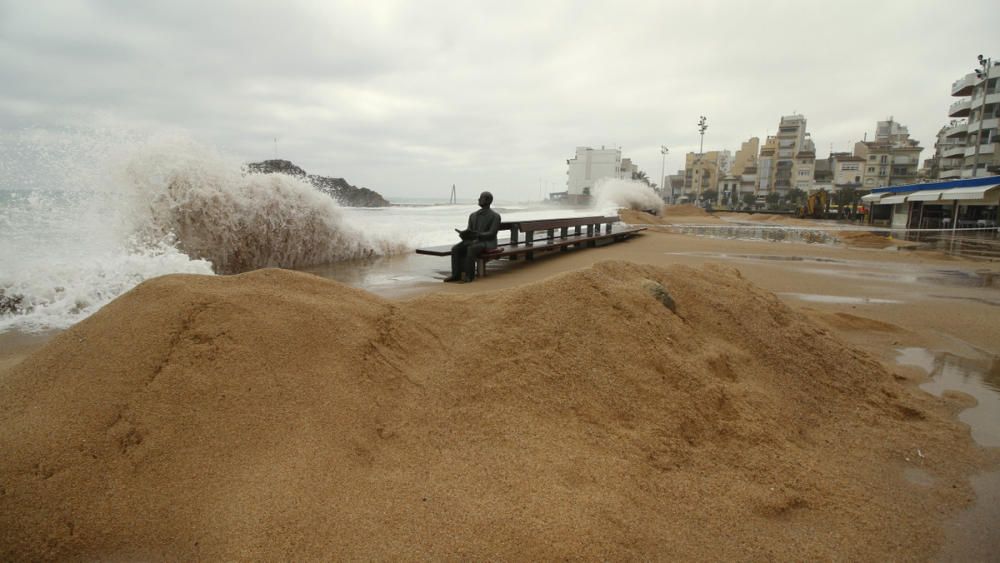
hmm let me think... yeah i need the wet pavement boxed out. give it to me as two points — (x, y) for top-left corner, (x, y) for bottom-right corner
(894, 348), (1000, 561)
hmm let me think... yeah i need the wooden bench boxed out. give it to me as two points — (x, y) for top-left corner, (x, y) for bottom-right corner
(415, 215), (646, 277)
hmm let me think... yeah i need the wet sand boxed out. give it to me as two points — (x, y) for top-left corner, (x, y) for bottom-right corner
(2, 223), (999, 560)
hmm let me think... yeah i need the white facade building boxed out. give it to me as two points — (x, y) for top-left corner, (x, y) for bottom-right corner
(566, 146), (624, 203)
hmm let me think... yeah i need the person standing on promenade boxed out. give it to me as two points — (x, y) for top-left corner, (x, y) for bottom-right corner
(445, 191), (501, 283)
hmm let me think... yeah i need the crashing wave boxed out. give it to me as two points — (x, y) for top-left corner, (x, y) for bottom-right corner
(122, 139), (405, 274)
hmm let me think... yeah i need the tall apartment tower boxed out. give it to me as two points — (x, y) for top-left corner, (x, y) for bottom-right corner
(944, 59), (1000, 178)
(758, 115), (815, 195)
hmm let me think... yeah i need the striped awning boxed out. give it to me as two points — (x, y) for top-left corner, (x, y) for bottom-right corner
(860, 193), (883, 202)
(906, 190), (944, 202)
(938, 184), (1000, 200)
(880, 194), (909, 204)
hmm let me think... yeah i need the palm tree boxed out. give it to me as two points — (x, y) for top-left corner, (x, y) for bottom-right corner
(632, 170), (651, 186)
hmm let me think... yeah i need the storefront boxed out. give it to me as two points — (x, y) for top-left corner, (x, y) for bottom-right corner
(866, 176), (1000, 231)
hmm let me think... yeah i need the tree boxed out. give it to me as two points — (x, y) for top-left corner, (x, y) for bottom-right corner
(835, 186), (857, 217)
(787, 187), (807, 206)
(632, 170), (651, 186)
(702, 189), (718, 203)
(742, 192), (757, 208)
(765, 192), (781, 208)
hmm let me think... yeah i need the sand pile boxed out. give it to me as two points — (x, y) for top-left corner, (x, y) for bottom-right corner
(836, 230), (905, 249)
(0, 263), (984, 560)
(664, 204), (711, 217)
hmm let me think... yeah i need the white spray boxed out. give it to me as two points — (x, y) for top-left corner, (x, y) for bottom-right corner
(592, 178), (663, 214)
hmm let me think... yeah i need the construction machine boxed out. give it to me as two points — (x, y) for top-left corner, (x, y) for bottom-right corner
(798, 190), (828, 219)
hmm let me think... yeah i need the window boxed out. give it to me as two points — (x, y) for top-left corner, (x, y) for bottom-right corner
(880, 155), (888, 164)
(869, 155), (877, 161)
(868, 166), (875, 173)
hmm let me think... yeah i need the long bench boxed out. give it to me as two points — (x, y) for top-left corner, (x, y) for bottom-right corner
(415, 215), (645, 277)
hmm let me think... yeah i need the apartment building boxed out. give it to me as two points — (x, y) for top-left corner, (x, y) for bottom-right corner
(682, 150), (731, 202)
(758, 115), (815, 195)
(945, 58), (1000, 178)
(829, 152), (865, 187)
(565, 146), (627, 203)
(925, 124), (966, 179)
(854, 120), (923, 188)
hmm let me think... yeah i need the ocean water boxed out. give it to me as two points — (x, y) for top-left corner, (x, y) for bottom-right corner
(0, 136), (635, 333)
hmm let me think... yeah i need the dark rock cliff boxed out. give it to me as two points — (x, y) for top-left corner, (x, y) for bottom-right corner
(247, 160), (391, 207)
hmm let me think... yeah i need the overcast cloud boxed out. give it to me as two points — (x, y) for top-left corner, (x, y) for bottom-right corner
(1, 0), (998, 201)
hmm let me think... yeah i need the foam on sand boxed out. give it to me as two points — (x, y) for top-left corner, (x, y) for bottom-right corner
(0, 262), (986, 559)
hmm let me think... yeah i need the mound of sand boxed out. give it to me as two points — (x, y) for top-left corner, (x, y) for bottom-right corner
(836, 230), (903, 249)
(0, 263), (984, 560)
(664, 204), (710, 217)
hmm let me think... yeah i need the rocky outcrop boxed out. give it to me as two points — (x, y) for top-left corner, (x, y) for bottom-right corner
(247, 160), (391, 207)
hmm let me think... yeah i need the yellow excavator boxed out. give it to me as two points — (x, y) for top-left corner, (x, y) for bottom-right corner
(798, 190), (828, 219)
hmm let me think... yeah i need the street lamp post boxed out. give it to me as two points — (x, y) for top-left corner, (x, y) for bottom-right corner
(660, 145), (669, 203)
(696, 116), (708, 201)
(971, 54), (994, 177)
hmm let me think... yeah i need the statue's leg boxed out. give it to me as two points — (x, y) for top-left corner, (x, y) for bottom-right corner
(464, 242), (486, 280)
(450, 241), (467, 279)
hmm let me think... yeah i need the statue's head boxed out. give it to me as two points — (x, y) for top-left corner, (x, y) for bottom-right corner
(478, 191), (493, 208)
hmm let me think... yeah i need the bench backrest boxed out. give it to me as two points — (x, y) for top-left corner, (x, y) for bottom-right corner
(500, 215), (619, 232)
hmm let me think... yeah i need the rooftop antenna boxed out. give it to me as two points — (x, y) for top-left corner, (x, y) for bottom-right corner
(449, 184), (457, 204)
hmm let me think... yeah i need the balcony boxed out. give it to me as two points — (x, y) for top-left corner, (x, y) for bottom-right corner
(949, 99), (971, 117)
(952, 73), (977, 96)
(942, 144), (966, 158)
(969, 92), (1000, 111)
(962, 144), (996, 158)
(944, 122), (967, 137)
(939, 168), (962, 179)
(968, 117), (1000, 134)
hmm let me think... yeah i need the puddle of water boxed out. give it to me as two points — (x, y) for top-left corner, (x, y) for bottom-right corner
(896, 347), (1000, 448)
(894, 348), (1000, 560)
(779, 293), (903, 305)
(670, 225), (839, 245)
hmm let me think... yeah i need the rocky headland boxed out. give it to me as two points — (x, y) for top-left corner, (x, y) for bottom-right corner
(247, 159), (390, 207)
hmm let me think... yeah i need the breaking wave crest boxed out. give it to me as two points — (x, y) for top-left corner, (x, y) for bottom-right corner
(592, 178), (664, 214)
(123, 140), (404, 274)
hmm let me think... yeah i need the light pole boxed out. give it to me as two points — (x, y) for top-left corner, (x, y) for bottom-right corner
(660, 145), (669, 202)
(971, 54), (994, 177)
(696, 116), (708, 200)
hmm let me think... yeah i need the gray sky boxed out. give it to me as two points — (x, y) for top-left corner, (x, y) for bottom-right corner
(2, 0), (998, 201)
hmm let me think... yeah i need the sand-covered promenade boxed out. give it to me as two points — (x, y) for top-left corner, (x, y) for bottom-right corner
(2, 209), (999, 560)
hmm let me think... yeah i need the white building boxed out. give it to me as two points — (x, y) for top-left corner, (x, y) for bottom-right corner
(566, 146), (625, 204)
(945, 57), (1000, 178)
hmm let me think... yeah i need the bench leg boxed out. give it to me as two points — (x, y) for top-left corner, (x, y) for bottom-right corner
(478, 258), (487, 278)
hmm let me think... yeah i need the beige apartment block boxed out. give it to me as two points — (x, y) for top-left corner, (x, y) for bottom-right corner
(854, 120), (923, 189)
(731, 137), (760, 176)
(683, 150), (730, 202)
(829, 152), (865, 187)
